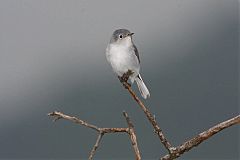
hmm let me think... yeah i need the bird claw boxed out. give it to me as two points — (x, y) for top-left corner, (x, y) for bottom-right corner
(118, 70), (133, 88)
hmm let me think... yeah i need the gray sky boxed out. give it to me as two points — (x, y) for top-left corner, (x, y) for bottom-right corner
(0, 0), (239, 159)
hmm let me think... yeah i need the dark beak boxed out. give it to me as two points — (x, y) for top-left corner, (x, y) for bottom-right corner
(128, 32), (134, 36)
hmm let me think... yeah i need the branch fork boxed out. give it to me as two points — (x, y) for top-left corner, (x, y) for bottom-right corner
(48, 73), (240, 159)
(48, 111), (141, 160)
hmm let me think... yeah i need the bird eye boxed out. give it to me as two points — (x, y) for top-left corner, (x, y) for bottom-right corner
(119, 34), (123, 39)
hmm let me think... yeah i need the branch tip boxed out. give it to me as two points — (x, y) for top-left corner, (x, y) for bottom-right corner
(160, 115), (240, 160)
(47, 79), (240, 160)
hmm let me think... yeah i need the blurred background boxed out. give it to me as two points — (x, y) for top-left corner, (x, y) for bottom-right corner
(0, 0), (239, 159)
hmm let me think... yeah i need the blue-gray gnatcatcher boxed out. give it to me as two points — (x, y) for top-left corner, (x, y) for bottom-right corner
(106, 29), (150, 99)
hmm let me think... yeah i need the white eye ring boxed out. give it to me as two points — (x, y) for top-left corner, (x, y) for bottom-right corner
(119, 34), (123, 39)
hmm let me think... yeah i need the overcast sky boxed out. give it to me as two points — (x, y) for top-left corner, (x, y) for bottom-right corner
(0, 0), (239, 159)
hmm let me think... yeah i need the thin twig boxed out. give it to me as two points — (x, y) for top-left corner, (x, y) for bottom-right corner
(48, 85), (240, 159)
(48, 111), (99, 132)
(101, 128), (128, 133)
(121, 82), (173, 153)
(160, 115), (240, 160)
(48, 111), (141, 160)
(123, 111), (141, 160)
(89, 132), (104, 160)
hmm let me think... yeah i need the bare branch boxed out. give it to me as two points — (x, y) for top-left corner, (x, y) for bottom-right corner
(123, 111), (141, 160)
(121, 82), (173, 153)
(48, 111), (141, 159)
(48, 82), (240, 159)
(48, 111), (100, 132)
(160, 115), (240, 160)
(89, 132), (104, 160)
(101, 128), (128, 133)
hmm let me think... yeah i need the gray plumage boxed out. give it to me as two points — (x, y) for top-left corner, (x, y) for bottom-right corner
(110, 29), (140, 63)
(106, 29), (150, 99)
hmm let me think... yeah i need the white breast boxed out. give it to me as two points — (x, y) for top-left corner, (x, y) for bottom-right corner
(106, 41), (140, 78)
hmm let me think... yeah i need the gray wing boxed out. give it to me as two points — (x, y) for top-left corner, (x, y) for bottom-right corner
(133, 44), (140, 63)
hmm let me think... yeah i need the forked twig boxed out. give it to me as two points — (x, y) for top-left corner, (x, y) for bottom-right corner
(121, 81), (173, 153)
(47, 74), (239, 159)
(48, 111), (141, 160)
(160, 115), (240, 160)
(119, 77), (239, 159)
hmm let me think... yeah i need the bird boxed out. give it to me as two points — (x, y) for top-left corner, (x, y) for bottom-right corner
(106, 29), (150, 99)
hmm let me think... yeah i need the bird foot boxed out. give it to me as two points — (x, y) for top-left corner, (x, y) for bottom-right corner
(118, 70), (133, 88)
(118, 76), (131, 86)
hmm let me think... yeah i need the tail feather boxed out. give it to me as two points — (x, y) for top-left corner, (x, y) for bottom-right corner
(135, 74), (150, 99)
